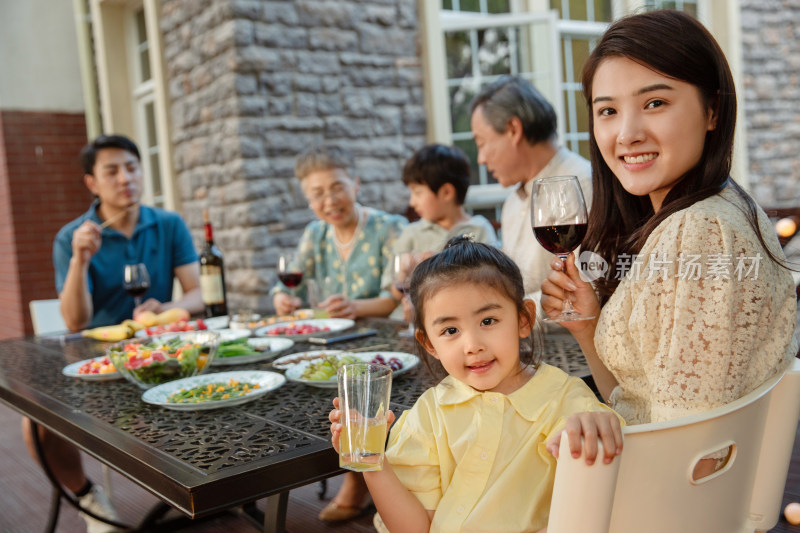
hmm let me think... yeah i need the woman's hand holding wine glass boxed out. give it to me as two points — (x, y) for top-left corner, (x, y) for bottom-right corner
(531, 175), (595, 322)
(276, 252), (303, 314)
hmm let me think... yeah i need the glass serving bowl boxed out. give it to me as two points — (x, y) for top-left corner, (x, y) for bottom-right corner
(107, 330), (220, 389)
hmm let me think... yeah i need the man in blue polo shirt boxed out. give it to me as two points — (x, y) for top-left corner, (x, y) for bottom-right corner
(54, 134), (203, 330)
(25, 135), (204, 533)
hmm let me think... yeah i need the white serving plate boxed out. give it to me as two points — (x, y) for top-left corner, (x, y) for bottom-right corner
(211, 337), (295, 366)
(202, 316), (229, 330)
(62, 357), (122, 381)
(280, 351), (419, 389)
(253, 318), (354, 340)
(142, 370), (285, 411)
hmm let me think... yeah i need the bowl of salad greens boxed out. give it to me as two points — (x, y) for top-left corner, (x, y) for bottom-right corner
(107, 330), (220, 389)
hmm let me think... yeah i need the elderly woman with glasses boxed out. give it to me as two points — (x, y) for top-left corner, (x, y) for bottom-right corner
(272, 144), (407, 320)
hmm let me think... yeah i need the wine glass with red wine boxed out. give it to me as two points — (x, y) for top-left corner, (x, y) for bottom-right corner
(123, 263), (151, 308)
(531, 175), (594, 322)
(278, 252), (303, 302)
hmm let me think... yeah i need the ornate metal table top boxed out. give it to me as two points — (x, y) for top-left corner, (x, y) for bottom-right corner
(0, 318), (587, 517)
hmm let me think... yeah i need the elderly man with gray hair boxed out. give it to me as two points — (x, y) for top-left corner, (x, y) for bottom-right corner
(470, 75), (592, 307)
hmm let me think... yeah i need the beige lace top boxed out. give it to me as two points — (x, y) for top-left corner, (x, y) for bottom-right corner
(595, 186), (798, 425)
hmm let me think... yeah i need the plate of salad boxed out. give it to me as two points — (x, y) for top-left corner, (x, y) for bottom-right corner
(142, 370), (286, 411)
(278, 350), (419, 388)
(211, 337), (295, 366)
(62, 356), (121, 381)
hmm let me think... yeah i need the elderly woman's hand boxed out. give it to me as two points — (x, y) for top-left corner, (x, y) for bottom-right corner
(540, 252), (601, 336)
(273, 292), (302, 315)
(323, 294), (358, 320)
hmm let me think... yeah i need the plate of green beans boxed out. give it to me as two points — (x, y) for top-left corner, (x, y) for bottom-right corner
(210, 337), (295, 366)
(142, 370), (286, 410)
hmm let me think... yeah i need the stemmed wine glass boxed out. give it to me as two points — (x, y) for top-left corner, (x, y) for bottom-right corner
(531, 175), (594, 322)
(278, 252), (303, 302)
(393, 253), (415, 337)
(123, 263), (150, 308)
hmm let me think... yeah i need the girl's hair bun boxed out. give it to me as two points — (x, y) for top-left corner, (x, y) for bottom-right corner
(445, 233), (476, 248)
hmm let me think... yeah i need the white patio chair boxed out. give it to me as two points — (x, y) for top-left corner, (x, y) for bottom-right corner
(29, 299), (68, 336)
(549, 357), (800, 533)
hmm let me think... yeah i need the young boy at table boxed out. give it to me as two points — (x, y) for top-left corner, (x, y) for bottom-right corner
(392, 143), (498, 256)
(23, 134), (203, 533)
(389, 144), (499, 314)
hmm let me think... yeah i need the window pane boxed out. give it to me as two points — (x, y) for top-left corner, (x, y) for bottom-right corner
(450, 84), (477, 133)
(454, 138), (482, 187)
(569, 38), (591, 85)
(136, 9), (151, 82)
(135, 10), (147, 45)
(150, 153), (162, 198)
(145, 102), (157, 144)
(443, 0), (454, 9)
(570, 0), (588, 21)
(445, 31), (473, 79)
(459, 0), (481, 12)
(683, 4), (698, 17)
(487, 0), (510, 13)
(578, 140), (591, 162)
(594, 0), (613, 22)
(478, 27), (516, 76)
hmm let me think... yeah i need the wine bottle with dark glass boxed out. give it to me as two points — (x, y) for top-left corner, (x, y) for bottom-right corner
(200, 209), (228, 318)
(531, 175), (594, 322)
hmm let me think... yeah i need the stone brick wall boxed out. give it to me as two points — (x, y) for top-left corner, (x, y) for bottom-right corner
(160, 0), (426, 313)
(740, 0), (800, 207)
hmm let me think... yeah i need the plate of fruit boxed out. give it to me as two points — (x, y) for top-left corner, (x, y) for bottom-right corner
(254, 318), (354, 340)
(211, 337), (295, 366)
(63, 356), (121, 381)
(278, 350), (419, 388)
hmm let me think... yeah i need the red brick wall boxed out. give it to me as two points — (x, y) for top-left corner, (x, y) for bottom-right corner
(0, 111), (90, 339)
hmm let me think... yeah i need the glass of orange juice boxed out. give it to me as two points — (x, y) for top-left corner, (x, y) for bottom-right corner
(337, 363), (392, 472)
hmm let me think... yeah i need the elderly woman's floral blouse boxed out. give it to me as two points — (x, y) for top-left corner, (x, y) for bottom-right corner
(595, 186), (798, 425)
(274, 206), (406, 302)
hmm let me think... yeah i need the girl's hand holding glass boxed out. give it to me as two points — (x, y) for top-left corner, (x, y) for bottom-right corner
(329, 397), (396, 455)
(540, 253), (601, 336)
(545, 410), (623, 465)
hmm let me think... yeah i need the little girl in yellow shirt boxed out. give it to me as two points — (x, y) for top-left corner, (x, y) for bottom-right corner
(329, 236), (623, 532)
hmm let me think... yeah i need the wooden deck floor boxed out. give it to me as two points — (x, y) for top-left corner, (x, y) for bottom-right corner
(1, 403), (799, 533)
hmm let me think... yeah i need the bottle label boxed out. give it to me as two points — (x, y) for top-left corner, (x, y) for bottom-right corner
(200, 266), (225, 305)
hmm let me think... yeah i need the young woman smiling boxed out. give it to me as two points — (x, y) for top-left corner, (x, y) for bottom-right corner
(541, 10), (797, 440)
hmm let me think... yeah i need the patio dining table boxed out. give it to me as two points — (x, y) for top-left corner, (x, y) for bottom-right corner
(0, 317), (589, 532)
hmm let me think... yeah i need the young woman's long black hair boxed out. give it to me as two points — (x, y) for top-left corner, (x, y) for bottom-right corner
(581, 10), (785, 303)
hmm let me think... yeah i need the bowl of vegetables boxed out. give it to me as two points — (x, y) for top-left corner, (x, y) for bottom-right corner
(107, 330), (220, 389)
